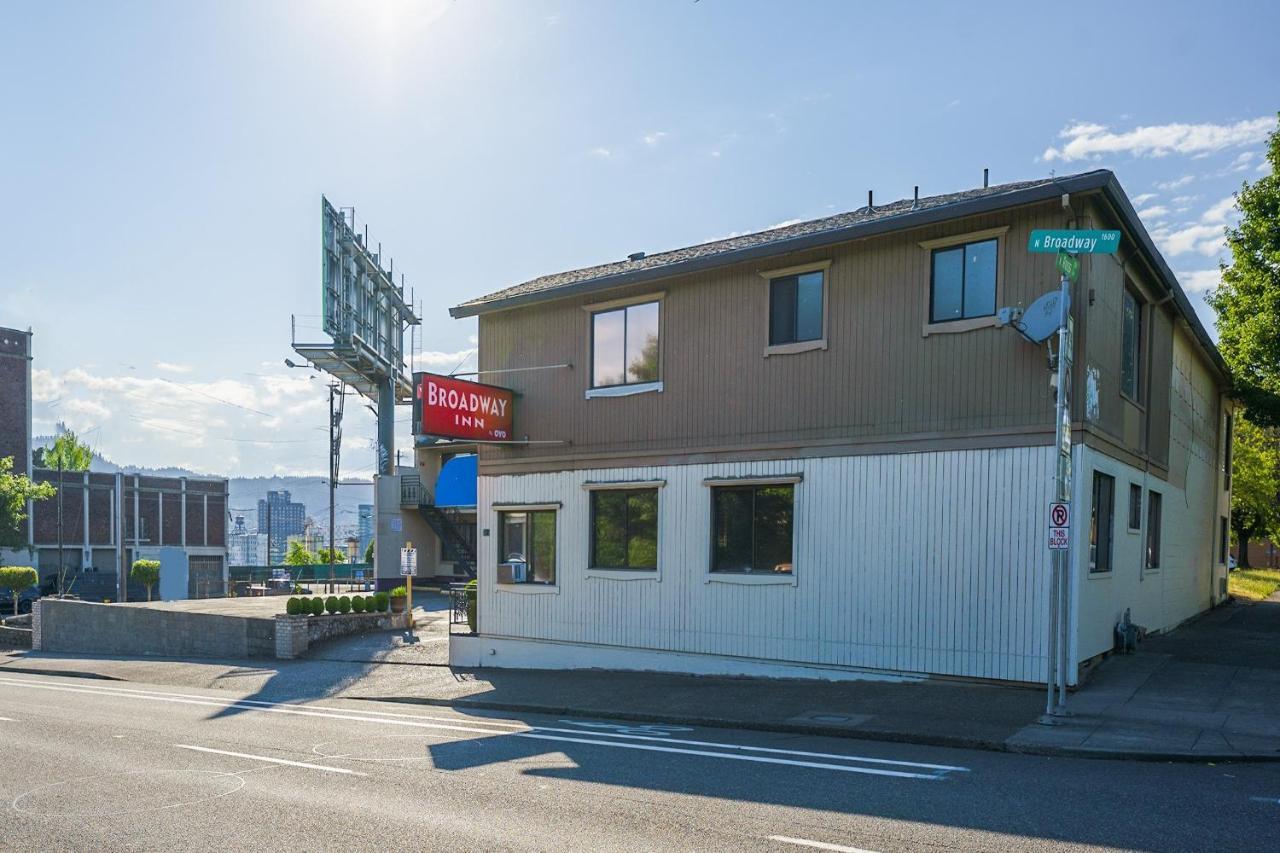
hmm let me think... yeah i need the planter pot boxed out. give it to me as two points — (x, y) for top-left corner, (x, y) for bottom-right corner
(390, 595), (407, 614)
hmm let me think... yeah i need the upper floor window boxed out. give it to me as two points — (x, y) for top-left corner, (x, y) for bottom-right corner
(930, 238), (997, 323)
(592, 301), (659, 388)
(769, 270), (824, 346)
(1121, 285), (1143, 402)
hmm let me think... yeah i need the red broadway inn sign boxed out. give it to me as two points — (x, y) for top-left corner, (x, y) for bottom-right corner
(414, 372), (514, 441)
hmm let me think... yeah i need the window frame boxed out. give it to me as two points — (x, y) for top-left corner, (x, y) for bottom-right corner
(588, 487), (660, 573)
(1127, 483), (1142, 533)
(758, 260), (831, 356)
(1223, 412), (1234, 491)
(1089, 471), (1115, 575)
(1145, 490), (1162, 571)
(918, 226), (1009, 335)
(704, 475), (800, 583)
(1120, 283), (1145, 405)
(494, 505), (559, 588)
(583, 292), (664, 397)
(1219, 515), (1229, 565)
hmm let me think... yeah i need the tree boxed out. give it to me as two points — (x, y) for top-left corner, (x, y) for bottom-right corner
(315, 547), (346, 565)
(38, 430), (94, 596)
(0, 566), (38, 615)
(0, 456), (55, 556)
(364, 538), (375, 564)
(1230, 416), (1280, 567)
(1209, 113), (1280, 427)
(283, 540), (317, 566)
(130, 559), (161, 602)
(38, 430), (94, 472)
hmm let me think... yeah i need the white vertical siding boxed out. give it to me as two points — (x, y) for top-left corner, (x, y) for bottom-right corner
(476, 446), (1055, 682)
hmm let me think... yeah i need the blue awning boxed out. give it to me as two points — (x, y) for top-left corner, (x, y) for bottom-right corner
(434, 454), (477, 507)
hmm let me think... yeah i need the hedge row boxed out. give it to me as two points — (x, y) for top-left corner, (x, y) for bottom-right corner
(285, 593), (389, 616)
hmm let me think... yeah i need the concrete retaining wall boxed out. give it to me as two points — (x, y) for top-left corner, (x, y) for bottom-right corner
(274, 611), (410, 659)
(33, 599), (274, 658)
(0, 625), (32, 648)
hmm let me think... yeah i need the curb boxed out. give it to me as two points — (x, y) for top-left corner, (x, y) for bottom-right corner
(0, 665), (123, 681)
(353, 694), (1280, 764)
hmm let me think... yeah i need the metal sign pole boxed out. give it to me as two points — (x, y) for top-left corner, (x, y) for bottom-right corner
(1050, 271), (1073, 716)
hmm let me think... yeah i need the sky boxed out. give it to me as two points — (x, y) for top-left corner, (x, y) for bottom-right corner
(1, 0), (1276, 478)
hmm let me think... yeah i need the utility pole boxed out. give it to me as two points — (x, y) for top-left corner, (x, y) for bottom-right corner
(328, 382), (345, 594)
(56, 457), (65, 596)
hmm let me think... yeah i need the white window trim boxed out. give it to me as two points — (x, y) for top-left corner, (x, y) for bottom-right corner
(758, 260), (831, 357)
(702, 474), (803, 487)
(919, 225), (1009, 336)
(706, 573), (797, 587)
(585, 381), (663, 399)
(494, 583), (560, 595)
(586, 568), (660, 582)
(491, 502), (561, 512)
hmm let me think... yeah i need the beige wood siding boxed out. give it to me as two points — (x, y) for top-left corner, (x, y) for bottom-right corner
(478, 200), (1080, 475)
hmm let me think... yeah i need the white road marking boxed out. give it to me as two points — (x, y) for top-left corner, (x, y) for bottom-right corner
(1249, 796), (1280, 805)
(174, 744), (365, 776)
(768, 836), (880, 853)
(0, 716), (16, 722)
(1, 677), (965, 779)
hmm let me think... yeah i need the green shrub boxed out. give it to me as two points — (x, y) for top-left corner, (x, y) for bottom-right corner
(465, 579), (478, 633)
(374, 592), (389, 613)
(352, 596), (366, 613)
(390, 585), (407, 597)
(337, 596), (351, 614)
(367, 595), (378, 612)
(325, 595), (339, 614)
(310, 597), (324, 616)
(285, 597), (302, 616)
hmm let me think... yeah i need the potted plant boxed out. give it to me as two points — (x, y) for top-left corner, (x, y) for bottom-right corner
(389, 585), (408, 614)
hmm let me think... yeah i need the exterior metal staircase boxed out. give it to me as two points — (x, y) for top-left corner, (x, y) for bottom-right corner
(401, 474), (476, 578)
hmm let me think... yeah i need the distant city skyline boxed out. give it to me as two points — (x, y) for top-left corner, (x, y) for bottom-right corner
(2, 1), (1275, 476)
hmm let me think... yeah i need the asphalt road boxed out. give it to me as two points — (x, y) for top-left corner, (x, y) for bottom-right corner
(1, 672), (1279, 852)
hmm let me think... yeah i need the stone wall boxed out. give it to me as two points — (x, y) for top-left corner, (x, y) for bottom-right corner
(33, 599), (275, 658)
(274, 610), (409, 659)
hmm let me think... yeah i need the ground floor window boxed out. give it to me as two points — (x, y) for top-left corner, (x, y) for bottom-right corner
(1090, 472), (1115, 574)
(590, 489), (658, 570)
(1220, 516), (1229, 565)
(711, 484), (794, 574)
(498, 509), (556, 584)
(1146, 491), (1162, 570)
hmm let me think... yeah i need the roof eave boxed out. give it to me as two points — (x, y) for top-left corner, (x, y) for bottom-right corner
(450, 171), (1115, 318)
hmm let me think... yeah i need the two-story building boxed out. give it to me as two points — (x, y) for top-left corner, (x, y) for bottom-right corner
(445, 169), (1234, 686)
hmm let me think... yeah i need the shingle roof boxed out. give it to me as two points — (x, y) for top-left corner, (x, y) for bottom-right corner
(451, 171), (1106, 318)
(448, 168), (1228, 382)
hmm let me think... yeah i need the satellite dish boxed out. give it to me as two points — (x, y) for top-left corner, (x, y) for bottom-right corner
(1010, 289), (1068, 344)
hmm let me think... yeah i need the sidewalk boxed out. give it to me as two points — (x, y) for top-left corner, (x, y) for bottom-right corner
(1007, 591), (1280, 760)
(6, 593), (1280, 761)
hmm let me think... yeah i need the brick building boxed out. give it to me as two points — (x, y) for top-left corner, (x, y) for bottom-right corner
(0, 326), (32, 477)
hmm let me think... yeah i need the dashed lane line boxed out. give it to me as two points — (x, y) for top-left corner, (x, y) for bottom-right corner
(174, 744), (365, 776)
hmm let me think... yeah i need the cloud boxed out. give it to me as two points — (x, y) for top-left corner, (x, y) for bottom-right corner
(1130, 193), (1158, 206)
(412, 348), (477, 371)
(154, 361), (192, 374)
(1227, 150), (1258, 172)
(1137, 205), (1170, 221)
(588, 147), (612, 160)
(1042, 116), (1274, 162)
(1200, 194), (1238, 224)
(1156, 175), (1194, 191)
(1150, 222), (1227, 257)
(1177, 269), (1222, 297)
(641, 131), (668, 147)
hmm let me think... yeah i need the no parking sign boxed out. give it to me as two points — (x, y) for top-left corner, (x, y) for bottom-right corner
(1048, 502), (1070, 550)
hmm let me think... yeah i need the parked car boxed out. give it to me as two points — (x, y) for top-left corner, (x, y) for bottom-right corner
(1, 587), (40, 616)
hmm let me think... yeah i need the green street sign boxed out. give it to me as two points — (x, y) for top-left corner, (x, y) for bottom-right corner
(1029, 229), (1121, 254)
(1056, 252), (1080, 281)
